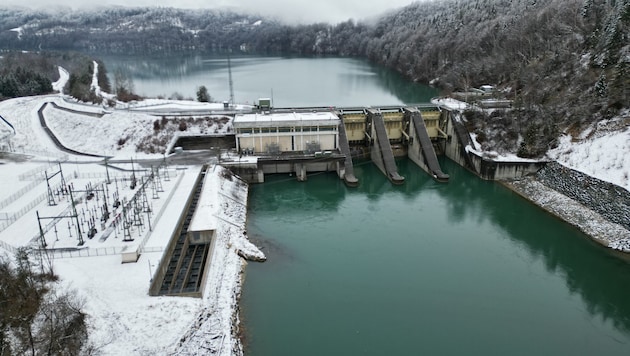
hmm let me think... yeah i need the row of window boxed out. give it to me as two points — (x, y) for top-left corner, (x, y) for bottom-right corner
(237, 126), (338, 134)
(236, 121), (440, 134)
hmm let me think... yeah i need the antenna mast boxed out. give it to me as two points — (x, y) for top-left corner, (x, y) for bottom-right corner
(228, 51), (235, 106)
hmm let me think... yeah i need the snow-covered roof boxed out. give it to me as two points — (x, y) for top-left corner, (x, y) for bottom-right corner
(188, 170), (219, 233)
(431, 97), (469, 111)
(234, 111), (339, 128)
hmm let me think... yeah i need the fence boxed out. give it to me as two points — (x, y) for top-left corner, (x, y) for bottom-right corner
(18, 162), (59, 181)
(38, 169), (180, 259)
(10, 148), (68, 161)
(138, 170), (184, 254)
(0, 165), (178, 257)
(46, 246), (124, 259)
(0, 180), (42, 210)
(0, 182), (64, 234)
(0, 239), (16, 254)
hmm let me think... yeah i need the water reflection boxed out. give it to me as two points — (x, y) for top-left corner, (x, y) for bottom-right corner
(370, 63), (439, 104)
(282, 157), (630, 336)
(246, 157), (630, 355)
(250, 172), (345, 215)
(430, 159), (630, 334)
(99, 54), (438, 105)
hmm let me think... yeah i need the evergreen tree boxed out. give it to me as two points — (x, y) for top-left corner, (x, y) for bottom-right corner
(196, 85), (211, 102)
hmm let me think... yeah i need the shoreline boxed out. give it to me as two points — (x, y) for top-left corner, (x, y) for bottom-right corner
(502, 176), (630, 253)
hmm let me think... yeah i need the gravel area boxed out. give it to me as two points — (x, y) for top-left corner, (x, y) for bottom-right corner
(504, 177), (630, 252)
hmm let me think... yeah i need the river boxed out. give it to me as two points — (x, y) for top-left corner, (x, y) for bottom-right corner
(101, 55), (630, 355)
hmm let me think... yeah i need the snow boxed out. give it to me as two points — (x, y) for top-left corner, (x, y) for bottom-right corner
(438, 95), (629, 251)
(548, 118), (630, 191)
(53, 252), (201, 354)
(0, 119), (13, 144)
(91, 61), (101, 96)
(0, 94), (241, 160)
(9, 27), (23, 39)
(0, 89), (264, 355)
(234, 111), (339, 126)
(52, 66), (69, 93)
(432, 97), (469, 110)
(0, 78), (628, 354)
(124, 99), (254, 113)
(0, 158), (205, 354)
(468, 130), (543, 163)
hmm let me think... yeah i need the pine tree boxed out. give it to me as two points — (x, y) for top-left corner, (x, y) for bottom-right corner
(196, 85), (211, 102)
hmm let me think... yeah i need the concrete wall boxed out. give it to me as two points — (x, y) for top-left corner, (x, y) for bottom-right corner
(443, 115), (472, 171)
(407, 122), (431, 176)
(444, 113), (547, 180)
(261, 161), (337, 175)
(346, 122), (367, 141)
(149, 168), (205, 296)
(383, 113), (404, 140)
(536, 162), (630, 230)
(370, 136), (387, 177)
(469, 153), (547, 180)
(422, 111), (441, 138)
(225, 166), (262, 183)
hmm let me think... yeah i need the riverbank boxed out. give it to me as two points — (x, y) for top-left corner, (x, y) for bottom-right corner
(504, 175), (630, 252)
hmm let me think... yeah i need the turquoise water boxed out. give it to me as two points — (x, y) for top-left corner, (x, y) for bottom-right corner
(242, 159), (630, 355)
(100, 55), (438, 106)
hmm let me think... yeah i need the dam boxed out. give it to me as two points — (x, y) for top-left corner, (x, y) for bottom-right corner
(175, 103), (543, 186)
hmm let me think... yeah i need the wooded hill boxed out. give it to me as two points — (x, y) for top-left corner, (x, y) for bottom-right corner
(1, 0), (628, 156)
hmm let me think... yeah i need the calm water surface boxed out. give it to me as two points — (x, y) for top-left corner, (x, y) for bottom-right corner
(242, 160), (630, 355)
(100, 55), (436, 107)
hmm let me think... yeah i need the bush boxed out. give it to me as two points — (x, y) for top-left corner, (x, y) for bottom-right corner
(178, 121), (188, 131)
(475, 130), (487, 143)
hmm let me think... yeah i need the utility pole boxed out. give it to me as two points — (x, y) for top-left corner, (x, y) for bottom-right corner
(104, 157), (111, 184)
(228, 51), (235, 106)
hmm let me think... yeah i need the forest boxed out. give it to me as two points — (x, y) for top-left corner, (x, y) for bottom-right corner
(0, 0), (628, 156)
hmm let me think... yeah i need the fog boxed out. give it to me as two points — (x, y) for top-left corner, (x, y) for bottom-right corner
(2, 0), (420, 24)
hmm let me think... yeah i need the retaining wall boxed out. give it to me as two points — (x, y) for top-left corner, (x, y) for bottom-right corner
(536, 162), (630, 231)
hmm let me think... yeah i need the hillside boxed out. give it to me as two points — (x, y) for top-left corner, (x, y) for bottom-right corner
(361, 0), (630, 157)
(1, 1), (628, 158)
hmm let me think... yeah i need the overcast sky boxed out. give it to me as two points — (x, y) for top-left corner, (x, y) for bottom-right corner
(3, 0), (420, 24)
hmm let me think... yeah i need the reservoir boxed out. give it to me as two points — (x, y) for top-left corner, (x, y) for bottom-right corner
(243, 159), (630, 355)
(100, 54), (436, 107)
(101, 55), (630, 355)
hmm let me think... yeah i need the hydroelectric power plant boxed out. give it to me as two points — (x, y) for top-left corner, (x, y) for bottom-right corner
(173, 103), (546, 186)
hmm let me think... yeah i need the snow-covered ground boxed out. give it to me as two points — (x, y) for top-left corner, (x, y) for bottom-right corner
(52, 66), (69, 94)
(549, 115), (630, 191)
(0, 67), (264, 355)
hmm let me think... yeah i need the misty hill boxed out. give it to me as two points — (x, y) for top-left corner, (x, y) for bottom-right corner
(1, 1), (628, 157)
(360, 0), (630, 157)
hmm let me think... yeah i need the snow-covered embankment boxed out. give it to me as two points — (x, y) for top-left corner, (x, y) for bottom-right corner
(174, 166), (265, 356)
